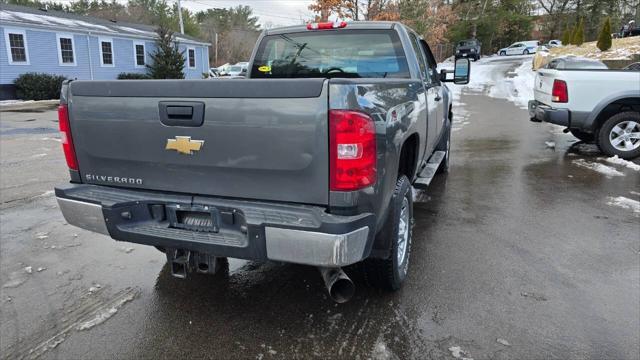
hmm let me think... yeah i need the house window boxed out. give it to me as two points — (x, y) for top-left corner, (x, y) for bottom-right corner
(56, 34), (76, 65)
(9, 33), (27, 62)
(188, 48), (196, 68)
(3, 29), (29, 65)
(100, 38), (113, 66)
(134, 43), (145, 66)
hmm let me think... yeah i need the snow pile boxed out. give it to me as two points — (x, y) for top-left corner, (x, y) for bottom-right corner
(438, 57), (535, 110)
(607, 196), (640, 213)
(487, 60), (535, 109)
(572, 159), (625, 177)
(604, 156), (640, 171)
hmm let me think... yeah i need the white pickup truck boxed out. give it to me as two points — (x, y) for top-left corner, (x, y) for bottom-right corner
(528, 62), (640, 159)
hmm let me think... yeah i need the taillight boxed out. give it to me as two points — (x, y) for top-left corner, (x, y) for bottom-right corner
(58, 104), (78, 170)
(552, 79), (568, 103)
(307, 21), (347, 30)
(329, 110), (376, 191)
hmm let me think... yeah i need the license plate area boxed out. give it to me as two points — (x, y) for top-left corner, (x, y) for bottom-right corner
(167, 205), (219, 233)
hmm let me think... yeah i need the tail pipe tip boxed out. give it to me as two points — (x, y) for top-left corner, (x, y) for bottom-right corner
(318, 267), (355, 303)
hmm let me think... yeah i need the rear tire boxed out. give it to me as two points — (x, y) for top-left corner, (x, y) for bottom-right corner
(362, 175), (413, 291)
(500, 51), (506, 56)
(597, 111), (640, 160)
(523, 49), (530, 55)
(569, 129), (595, 143)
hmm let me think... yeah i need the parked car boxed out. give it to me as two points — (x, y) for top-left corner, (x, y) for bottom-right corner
(624, 62), (640, 71)
(547, 39), (562, 47)
(529, 61), (640, 159)
(543, 56), (608, 70)
(54, 21), (470, 303)
(225, 64), (248, 77)
(455, 39), (481, 61)
(498, 41), (539, 56)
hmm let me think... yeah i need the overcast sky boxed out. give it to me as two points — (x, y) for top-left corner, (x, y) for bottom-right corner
(179, 0), (316, 27)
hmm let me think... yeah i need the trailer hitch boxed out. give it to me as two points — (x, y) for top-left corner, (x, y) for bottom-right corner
(166, 248), (223, 279)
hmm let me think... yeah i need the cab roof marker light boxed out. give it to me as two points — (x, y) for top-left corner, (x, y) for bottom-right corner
(306, 21), (347, 30)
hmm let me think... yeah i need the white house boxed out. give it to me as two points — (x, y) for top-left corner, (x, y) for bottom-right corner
(0, 4), (210, 99)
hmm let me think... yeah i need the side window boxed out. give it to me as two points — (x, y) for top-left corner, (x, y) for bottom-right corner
(419, 39), (439, 84)
(408, 33), (430, 83)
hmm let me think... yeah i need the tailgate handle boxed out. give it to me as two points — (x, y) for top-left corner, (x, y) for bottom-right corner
(159, 101), (205, 127)
(167, 106), (193, 117)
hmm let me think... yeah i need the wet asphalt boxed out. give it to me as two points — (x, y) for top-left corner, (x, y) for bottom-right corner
(1, 57), (639, 360)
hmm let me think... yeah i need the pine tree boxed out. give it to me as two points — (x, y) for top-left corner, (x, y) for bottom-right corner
(596, 17), (612, 51)
(147, 25), (185, 79)
(572, 18), (585, 46)
(562, 24), (572, 45)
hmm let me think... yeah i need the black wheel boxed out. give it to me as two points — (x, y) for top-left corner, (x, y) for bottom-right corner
(523, 49), (530, 55)
(435, 118), (451, 174)
(597, 111), (640, 160)
(569, 129), (595, 143)
(500, 51), (506, 56)
(362, 175), (413, 291)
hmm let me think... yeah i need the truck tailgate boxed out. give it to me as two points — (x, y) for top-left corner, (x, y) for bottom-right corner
(534, 69), (555, 105)
(67, 79), (329, 205)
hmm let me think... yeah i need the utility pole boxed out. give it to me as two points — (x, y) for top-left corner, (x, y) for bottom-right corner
(355, 0), (358, 21)
(177, 0), (185, 34)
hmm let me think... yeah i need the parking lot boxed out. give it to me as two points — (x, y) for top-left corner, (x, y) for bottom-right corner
(1, 57), (639, 359)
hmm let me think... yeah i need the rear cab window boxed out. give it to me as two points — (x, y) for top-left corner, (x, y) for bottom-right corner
(251, 29), (409, 79)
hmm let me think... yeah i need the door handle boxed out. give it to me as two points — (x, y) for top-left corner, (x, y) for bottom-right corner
(159, 101), (205, 127)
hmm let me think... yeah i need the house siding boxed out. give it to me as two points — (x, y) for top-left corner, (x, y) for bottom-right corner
(0, 25), (210, 87)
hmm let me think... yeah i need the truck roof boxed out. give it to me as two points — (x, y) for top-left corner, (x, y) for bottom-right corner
(264, 21), (399, 36)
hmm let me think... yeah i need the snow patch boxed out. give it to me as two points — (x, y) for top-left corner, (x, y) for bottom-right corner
(77, 291), (135, 330)
(371, 335), (395, 360)
(572, 159), (624, 177)
(607, 196), (640, 214)
(448, 346), (473, 360)
(604, 156), (640, 171)
(545, 141), (555, 148)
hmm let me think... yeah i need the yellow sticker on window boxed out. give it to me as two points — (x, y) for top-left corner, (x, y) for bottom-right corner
(258, 65), (271, 72)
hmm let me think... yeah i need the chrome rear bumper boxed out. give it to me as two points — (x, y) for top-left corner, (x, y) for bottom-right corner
(55, 185), (375, 268)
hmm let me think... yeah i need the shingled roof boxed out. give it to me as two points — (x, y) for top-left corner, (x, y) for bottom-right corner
(0, 3), (209, 46)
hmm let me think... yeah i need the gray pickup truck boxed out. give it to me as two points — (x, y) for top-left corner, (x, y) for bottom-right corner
(55, 21), (470, 302)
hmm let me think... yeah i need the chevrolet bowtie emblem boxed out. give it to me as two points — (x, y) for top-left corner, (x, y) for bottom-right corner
(165, 136), (204, 155)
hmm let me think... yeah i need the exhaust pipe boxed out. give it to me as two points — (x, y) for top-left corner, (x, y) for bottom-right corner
(318, 267), (355, 303)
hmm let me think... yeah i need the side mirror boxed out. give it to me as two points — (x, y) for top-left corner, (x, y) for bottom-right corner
(440, 58), (470, 85)
(453, 58), (470, 84)
(241, 68), (247, 74)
